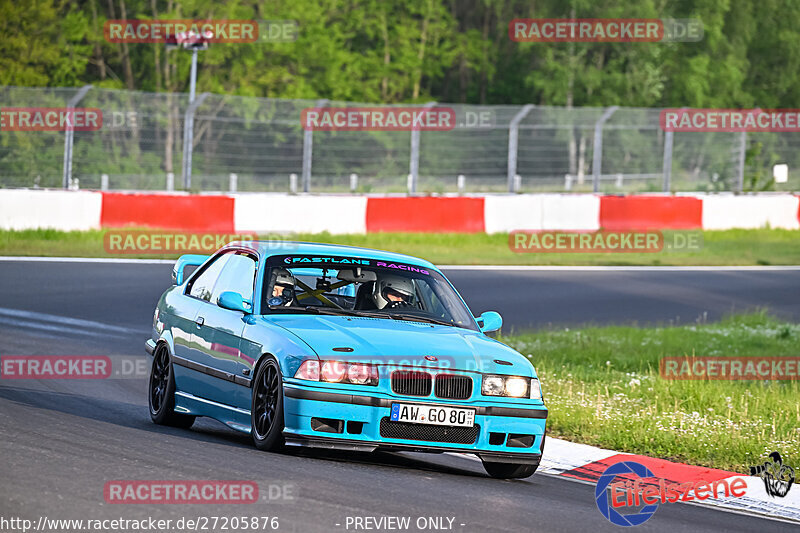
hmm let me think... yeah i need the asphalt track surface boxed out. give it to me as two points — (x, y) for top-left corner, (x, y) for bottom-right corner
(1, 259), (798, 533)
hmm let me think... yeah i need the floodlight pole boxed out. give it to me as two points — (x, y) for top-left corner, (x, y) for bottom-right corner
(182, 49), (199, 189)
(62, 85), (93, 189)
(189, 49), (198, 102)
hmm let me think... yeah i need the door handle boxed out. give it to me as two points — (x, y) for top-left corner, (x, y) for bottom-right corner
(195, 316), (205, 327)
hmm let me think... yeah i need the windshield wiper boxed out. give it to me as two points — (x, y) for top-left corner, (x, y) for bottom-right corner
(270, 305), (371, 318)
(269, 305), (456, 327)
(309, 307), (372, 317)
(314, 307), (456, 327)
(385, 313), (456, 327)
(269, 305), (324, 314)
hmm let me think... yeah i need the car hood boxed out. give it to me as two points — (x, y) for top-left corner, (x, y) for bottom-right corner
(262, 314), (533, 376)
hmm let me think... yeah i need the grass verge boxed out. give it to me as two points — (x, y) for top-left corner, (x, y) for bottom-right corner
(1, 228), (799, 265)
(500, 311), (799, 472)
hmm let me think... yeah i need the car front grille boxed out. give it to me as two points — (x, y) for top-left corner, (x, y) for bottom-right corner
(379, 417), (480, 444)
(434, 374), (472, 399)
(391, 370), (432, 396)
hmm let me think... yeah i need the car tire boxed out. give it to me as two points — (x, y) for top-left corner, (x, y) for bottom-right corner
(481, 461), (538, 479)
(251, 357), (285, 451)
(148, 344), (196, 429)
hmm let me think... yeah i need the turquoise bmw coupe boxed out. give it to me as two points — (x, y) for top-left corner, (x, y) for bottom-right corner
(146, 241), (547, 479)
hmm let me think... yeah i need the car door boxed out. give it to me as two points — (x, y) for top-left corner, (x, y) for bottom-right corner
(172, 252), (230, 396)
(189, 251), (258, 407)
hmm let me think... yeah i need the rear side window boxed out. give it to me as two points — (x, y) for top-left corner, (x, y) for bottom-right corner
(188, 253), (232, 302)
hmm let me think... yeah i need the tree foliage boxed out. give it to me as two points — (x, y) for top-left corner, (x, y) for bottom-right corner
(1, 0), (798, 108)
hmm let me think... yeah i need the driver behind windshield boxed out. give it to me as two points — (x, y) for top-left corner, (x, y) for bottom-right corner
(372, 275), (416, 309)
(267, 268), (295, 307)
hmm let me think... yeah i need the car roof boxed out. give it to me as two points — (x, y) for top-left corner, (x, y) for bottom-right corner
(225, 241), (438, 270)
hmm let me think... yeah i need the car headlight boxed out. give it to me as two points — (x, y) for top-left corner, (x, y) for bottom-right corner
(482, 375), (530, 398)
(505, 377), (528, 397)
(482, 375), (505, 395)
(294, 360), (378, 386)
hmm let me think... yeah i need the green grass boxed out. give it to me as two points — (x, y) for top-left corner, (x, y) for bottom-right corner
(500, 312), (800, 472)
(1, 228), (799, 265)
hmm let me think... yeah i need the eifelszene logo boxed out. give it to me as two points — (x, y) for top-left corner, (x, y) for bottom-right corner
(750, 452), (795, 497)
(595, 461), (747, 526)
(595, 462), (659, 527)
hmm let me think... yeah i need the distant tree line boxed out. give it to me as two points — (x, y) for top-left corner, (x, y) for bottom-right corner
(3, 0), (800, 108)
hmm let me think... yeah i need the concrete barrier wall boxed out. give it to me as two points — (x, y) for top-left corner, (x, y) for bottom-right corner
(234, 194), (368, 234)
(1, 190), (798, 234)
(484, 194), (601, 232)
(698, 194), (800, 230)
(0, 189), (102, 231)
(599, 195), (704, 230)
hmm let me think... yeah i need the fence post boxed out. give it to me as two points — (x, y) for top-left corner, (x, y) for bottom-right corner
(302, 98), (328, 193)
(350, 173), (358, 193)
(166, 172), (174, 191)
(101, 173), (109, 191)
(409, 101), (437, 194)
(457, 174), (465, 194)
(736, 132), (747, 192)
(662, 130), (674, 192)
(62, 85), (93, 189)
(592, 106), (618, 193)
(229, 173), (238, 192)
(662, 107), (685, 193)
(507, 104), (534, 193)
(181, 92), (210, 190)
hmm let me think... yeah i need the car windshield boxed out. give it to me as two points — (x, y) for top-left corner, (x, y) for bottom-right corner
(263, 255), (478, 331)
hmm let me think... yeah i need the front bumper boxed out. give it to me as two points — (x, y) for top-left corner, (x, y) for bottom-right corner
(282, 383), (547, 463)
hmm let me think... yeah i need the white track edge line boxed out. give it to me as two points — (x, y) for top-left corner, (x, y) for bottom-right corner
(0, 256), (174, 264)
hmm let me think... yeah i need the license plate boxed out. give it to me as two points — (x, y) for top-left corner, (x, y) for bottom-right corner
(390, 403), (475, 427)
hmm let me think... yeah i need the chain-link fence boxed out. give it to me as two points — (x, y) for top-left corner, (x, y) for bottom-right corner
(2, 86), (799, 193)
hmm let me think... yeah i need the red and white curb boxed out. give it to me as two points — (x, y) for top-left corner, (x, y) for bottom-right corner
(537, 437), (799, 523)
(2, 189), (799, 233)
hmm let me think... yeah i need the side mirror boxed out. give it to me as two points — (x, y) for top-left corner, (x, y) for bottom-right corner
(217, 291), (252, 313)
(476, 311), (502, 333)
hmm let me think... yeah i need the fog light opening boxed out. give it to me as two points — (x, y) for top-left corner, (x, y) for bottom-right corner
(346, 421), (364, 434)
(489, 432), (506, 446)
(310, 417), (344, 433)
(506, 434), (535, 448)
